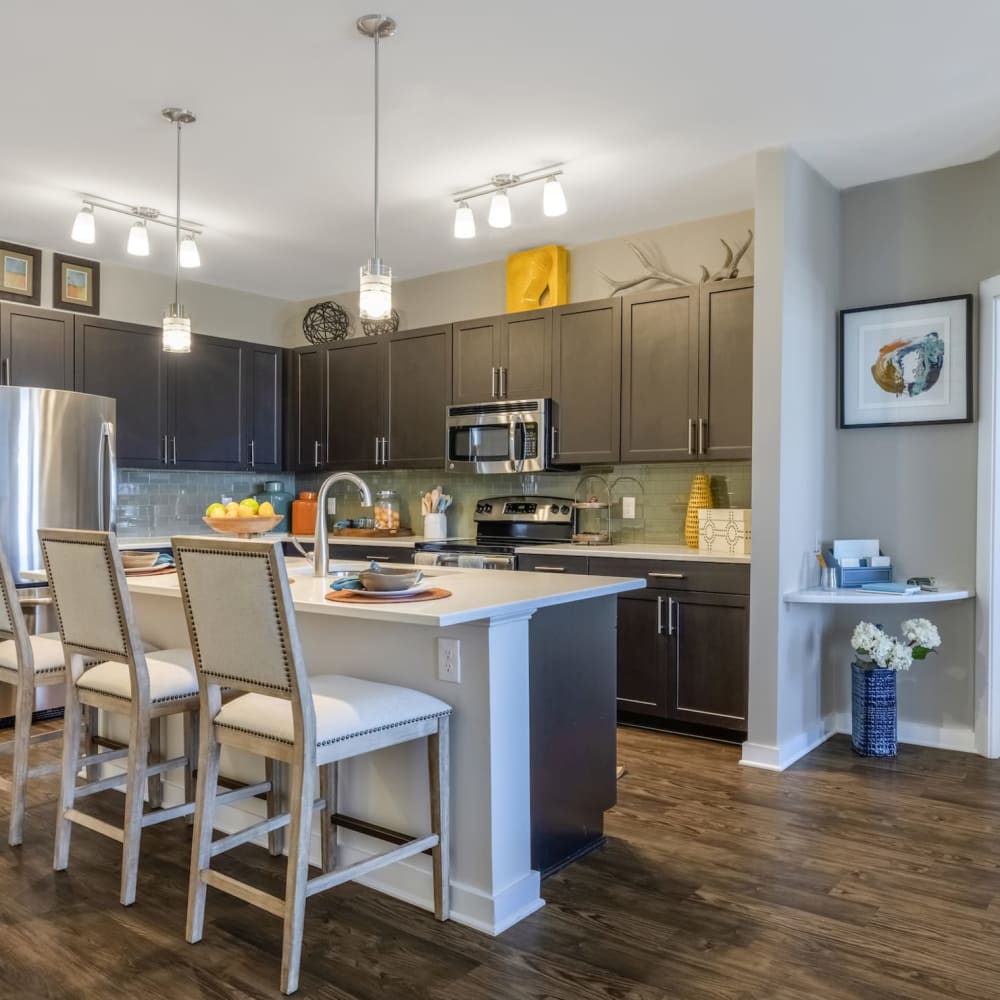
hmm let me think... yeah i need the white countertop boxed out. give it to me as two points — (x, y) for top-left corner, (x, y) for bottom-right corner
(784, 586), (973, 605)
(122, 556), (645, 627)
(516, 542), (751, 565)
(115, 531), (427, 550)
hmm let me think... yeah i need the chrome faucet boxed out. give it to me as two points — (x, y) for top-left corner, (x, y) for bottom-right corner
(313, 472), (374, 577)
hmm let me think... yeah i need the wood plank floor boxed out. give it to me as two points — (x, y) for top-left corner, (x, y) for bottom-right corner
(1, 726), (999, 999)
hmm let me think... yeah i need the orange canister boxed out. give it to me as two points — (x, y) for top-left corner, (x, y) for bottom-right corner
(291, 491), (318, 536)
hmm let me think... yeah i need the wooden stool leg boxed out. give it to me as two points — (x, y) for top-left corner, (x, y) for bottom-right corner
(319, 762), (337, 873)
(54, 688), (84, 872)
(8, 679), (36, 847)
(428, 716), (450, 921)
(147, 717), (164, 809)
(120, 713), (149, 906)
(280, 755), (314, 996)
(265, 758), (286, 857)
(84, 706), (100, 782)
(183, 710), (198, 825)
(187, 690), (221, 944)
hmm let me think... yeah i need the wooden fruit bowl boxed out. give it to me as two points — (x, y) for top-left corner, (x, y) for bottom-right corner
(202, 514), (284, 539)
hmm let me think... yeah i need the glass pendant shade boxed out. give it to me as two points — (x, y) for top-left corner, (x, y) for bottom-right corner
(127, 220), (150, 256)
(488, 189), (511, 229)
(453, 201), (475, 239)
(178, 233), (201, 268)
(71, 206), (96, 244)
(162, 307), (191, 353)
(359, 259), (392, 319)
(542, 177), (567, 217)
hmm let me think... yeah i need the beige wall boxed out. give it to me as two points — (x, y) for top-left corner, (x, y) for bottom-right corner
(286, 209), (755, 343)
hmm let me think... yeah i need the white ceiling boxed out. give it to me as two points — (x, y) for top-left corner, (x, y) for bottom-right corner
(4, 0), (1000, 301)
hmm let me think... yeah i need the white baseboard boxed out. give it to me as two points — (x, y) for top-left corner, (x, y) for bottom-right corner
(740, 717), (838, 771)
(831, 711), (976, 753)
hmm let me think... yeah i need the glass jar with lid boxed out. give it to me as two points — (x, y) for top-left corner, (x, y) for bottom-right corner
(373, 489), (404, 532)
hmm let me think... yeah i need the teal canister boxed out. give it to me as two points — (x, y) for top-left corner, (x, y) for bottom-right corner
(256, 480), (294, 519)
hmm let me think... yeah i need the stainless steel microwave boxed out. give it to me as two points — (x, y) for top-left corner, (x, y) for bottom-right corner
(446, 398), (558, 474)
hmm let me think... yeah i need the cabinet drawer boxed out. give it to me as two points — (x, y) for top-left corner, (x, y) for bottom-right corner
(595, 558), (749, 594)
(518, 553), (590, 575)
(328, 543), (414, 564)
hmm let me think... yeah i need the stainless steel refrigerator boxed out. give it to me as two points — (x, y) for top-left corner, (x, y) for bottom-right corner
(0, 386), (116, 720)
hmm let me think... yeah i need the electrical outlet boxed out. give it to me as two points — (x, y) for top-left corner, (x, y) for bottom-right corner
(327, 497), (336, 515)
(622, 496), (636, 519)
(437, 637), (461, 683)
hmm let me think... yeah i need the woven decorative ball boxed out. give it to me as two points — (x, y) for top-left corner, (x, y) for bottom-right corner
(361, 309), (400, 338)
(684, 473), (713, 548)
(302, 301), (352, 344)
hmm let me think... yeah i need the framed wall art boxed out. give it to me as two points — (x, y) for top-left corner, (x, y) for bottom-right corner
(52, 253), (100, 315)
(838, 294), (972, 429)
(0, 240), (41, 305)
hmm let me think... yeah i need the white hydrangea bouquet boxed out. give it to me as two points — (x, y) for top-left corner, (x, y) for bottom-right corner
(851, 618), (942, 671)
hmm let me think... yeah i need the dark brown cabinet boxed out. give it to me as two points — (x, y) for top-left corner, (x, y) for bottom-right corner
(74, 317), (166, 468)
(325, 338), (383, 470)
(551, 299), (621, 464)
(616, 594), (670, 717)
(452, 310), (550, 403)
(517, 553), (589, 574)
(698, 277), (754, 460)
(244, 344), (283, 472)
(1, 303), (73, 390)
(286, 345), (326, 472)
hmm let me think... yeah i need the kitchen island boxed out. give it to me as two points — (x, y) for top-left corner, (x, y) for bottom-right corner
(118, 553), (645, 935)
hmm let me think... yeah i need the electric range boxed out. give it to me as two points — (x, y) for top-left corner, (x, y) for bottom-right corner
(415, 495), (575, 570)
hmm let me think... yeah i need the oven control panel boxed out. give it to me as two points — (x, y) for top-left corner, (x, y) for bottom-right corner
(474, 495), (574, 523)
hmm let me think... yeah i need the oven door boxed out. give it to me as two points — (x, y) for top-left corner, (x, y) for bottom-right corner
(446, 399), (548, 474)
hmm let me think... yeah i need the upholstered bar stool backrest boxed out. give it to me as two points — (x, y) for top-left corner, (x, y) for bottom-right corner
(172, 537), (309, 703)
(0, 540), (30, 671)
(38, 529), (138, 667)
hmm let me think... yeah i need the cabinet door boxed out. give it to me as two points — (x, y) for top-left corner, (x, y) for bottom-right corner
(385, 324), (451, 469)
(452, 316), (500, 404)
(244, 344), (283, 472)
(616, 593), (669, 717)
(168, 336), (245, 470)
(500, 309), (551, 400)
(0, 303), (73, 390)
(667, 591), (749, 732)
(74, 317), (166, 468)
(621, 288), (698, 462)
(698, 278), (754, 460)
(551, 299), (622, 464)
(288, 346), (326, 472)
(325, 338), (383, 470)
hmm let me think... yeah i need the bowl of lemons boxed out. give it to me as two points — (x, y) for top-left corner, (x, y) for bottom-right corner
(203, 498), (284, 539)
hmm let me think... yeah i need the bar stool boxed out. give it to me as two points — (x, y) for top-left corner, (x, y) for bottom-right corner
(172, 535), (452, 996)
(38, 528), (200, 906)
(0, 542), (71, 846)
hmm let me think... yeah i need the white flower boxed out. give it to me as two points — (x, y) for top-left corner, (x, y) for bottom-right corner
(886, 641), (913, 672)
(852, 622), (895, 667)
(901, 618), (941, 650)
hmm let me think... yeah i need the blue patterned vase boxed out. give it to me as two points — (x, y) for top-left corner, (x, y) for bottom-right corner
(851, 662), (897, 756)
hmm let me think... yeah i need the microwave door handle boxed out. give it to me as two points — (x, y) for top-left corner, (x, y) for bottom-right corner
(511, 418), (525, 473)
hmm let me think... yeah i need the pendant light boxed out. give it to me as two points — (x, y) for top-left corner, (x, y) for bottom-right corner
(161, 108), (196, 353)
(542, 175), (567, 217)
(179, 232), (201, 268)
(357, 13), (396, 320)
(71, 205), (96, 244)
(127, 219), (150, 256)
(453, 201), (475, 239)
(488, 189), (512, 229)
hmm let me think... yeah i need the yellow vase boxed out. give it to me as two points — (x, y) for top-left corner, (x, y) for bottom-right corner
(684, 474), (713, 548)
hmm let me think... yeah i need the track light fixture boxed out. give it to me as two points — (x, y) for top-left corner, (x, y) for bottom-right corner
(451, 165), (566, 238)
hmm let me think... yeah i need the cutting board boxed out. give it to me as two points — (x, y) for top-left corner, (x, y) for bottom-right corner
(325, 587), (451, 605)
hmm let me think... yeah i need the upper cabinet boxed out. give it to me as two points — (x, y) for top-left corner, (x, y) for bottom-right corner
(1, 303), (73, 390)
(551, 299), (622, 465)
(244, 344), (283, 473)
(452, 310), (550, 404)
(286, 344), (326, 472)
(698, 277), (754, 460)
(325, 338), (384, 471)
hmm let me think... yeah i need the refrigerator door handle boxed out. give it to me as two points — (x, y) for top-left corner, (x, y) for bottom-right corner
(98, 421), (118, 533)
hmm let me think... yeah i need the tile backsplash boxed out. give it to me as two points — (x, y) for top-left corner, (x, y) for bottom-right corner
(118, 463), (749, 542)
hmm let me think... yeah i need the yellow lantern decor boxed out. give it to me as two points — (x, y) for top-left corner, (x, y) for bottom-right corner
(506, 244), (568, 313)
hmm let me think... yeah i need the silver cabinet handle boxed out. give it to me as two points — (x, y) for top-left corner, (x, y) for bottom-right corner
(364, 554), (392, 561)
(172, 436), (177, 465)
(688, 418), (695, 455)
(649, 571), (685, 579)
(249, 439), (255, 468)
(499, 367), (507, 398)
(1, 357), (9, 385)
(657, 595), (666, 635)
(375, 436), (380, 465)
(534, 566), (566, 573)
(163, 435), (169, 465)
(550, 425), (559, 460)
(668, 596), (676, 637)
(491, 366), (498, 399)
(383, 436), (389, 464)
(698, 418), (706, 454)
(314, 440), (321, 468)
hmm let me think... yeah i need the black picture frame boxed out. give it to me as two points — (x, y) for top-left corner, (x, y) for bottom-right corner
(838, 293), (973, 429)
(52, 252), (101, 315)
(0, 240), (42, 306)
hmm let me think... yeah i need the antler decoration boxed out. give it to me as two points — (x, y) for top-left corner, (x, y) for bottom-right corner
(600, 229), (754, 296)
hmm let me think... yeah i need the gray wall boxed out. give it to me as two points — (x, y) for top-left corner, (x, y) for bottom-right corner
(835, 151), (1000, 748)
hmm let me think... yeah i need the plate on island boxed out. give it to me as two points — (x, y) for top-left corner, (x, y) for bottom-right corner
(335, 582), (433, 599)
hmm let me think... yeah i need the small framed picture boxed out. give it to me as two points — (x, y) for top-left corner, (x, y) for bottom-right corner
(52, 253), (100, 315)
(839, 294), (973, 429)
(0, 240), (42, 305)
